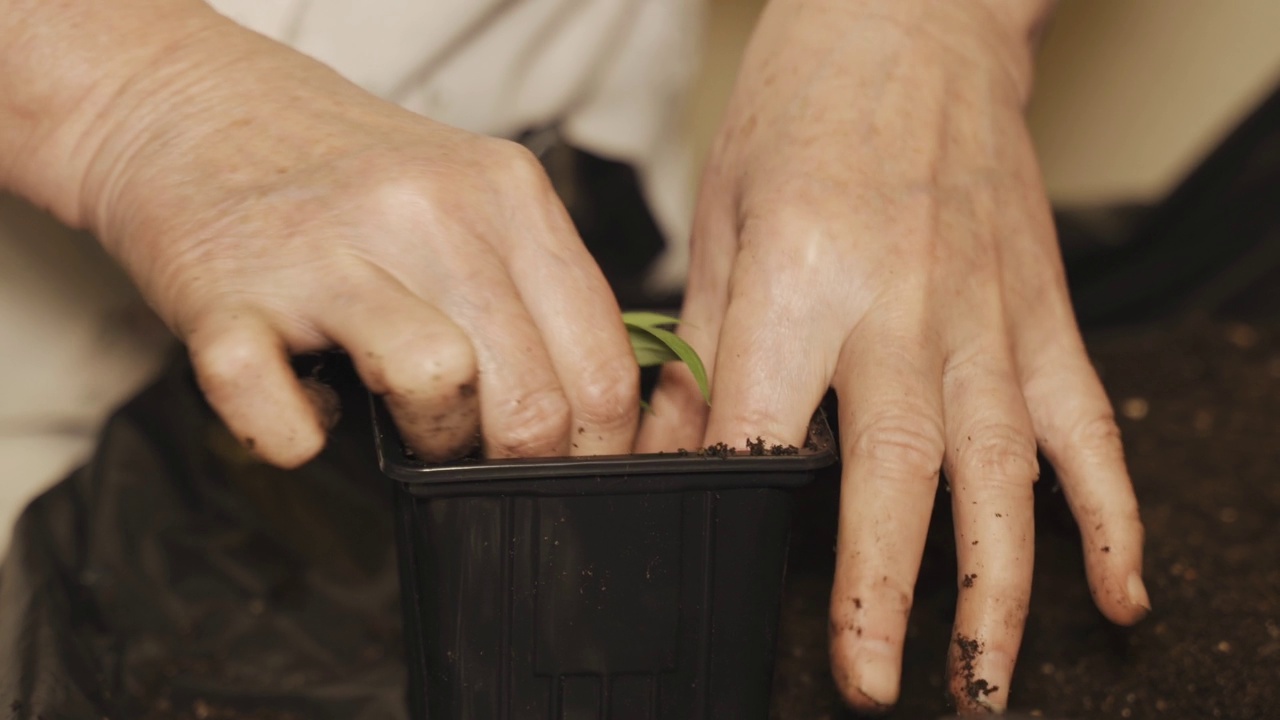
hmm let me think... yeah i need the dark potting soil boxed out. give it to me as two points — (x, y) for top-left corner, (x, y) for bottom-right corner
(673, 438), (801, 458)
(771, 319), (1280, 719)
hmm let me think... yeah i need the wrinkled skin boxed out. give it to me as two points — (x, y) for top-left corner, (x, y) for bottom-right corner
(1, 0), (1148, 714)
(638, 0), (1148, 712)
(28, 7), (641, 467)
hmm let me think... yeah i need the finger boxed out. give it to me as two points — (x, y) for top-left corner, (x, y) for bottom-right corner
(941, 340), (1039, 713)
(317, 276), (482, 462)
(428, 268), (576, 460)
(188, 309), (328, 469)
(1000, 163), (1150, 627)
(828, 307), (946, 712)
(700, 238), (844, 449)
(1021, 335), (1149, 625)
(497, 165), (639, 456)
(635, 177), (738, 453)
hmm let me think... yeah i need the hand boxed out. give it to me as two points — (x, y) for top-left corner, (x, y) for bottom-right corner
(65, 10), (639, 467)
(639, 0), (1148, 712)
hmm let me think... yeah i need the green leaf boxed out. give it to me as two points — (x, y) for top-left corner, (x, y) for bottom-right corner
(641, 328), (711, 405)
(627, 325), (680, 367)
(645, 327), (710, 405)
(620, 311), (683, 330)
(622, 312), (711, 406)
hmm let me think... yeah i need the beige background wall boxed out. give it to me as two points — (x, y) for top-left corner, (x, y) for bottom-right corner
(694, 0), (1280, 205)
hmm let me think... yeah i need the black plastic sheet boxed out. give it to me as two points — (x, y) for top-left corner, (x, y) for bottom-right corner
(0, 356), (408, 720)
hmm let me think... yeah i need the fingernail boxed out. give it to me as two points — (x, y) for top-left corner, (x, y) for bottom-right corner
(1127, 572), (1152, 612)
(854, 659), (899, 708)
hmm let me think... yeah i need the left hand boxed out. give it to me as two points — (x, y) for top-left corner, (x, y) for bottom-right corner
(638, 0), (1148, 713)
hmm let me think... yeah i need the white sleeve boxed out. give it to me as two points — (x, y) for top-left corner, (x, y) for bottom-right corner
(207, 0), (704, 290)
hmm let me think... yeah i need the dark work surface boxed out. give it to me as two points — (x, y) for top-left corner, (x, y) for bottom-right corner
(771, 319), (1280, 719)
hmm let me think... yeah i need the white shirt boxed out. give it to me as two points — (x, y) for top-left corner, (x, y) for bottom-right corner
(211, 0), (700, 287)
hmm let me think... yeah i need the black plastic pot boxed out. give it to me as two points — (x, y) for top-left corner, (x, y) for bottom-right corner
(371, 399), (838, 720)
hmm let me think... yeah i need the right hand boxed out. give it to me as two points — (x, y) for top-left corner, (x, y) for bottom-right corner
(70, 10), (640, 467)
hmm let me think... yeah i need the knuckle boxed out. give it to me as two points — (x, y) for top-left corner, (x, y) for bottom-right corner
(490, 387), (572, 457)
(375, 333), (478, 403)
(1070, 412), (1125, 455)
(745, 178), (848, 232)
(485, 139), (549, 190)
(851, 414), (945, 480)
(956, 424), (1039, 487)
(738, 207), (832, 279)
(361, 173), (439, 222)
(571, 361), (640, 429)
(741, 202), (813, 245)
(193, 329), (262, 393)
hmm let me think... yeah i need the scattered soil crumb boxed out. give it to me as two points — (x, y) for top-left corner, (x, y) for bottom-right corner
(700, 442), (735, 459)
(746, 436), (801, 456)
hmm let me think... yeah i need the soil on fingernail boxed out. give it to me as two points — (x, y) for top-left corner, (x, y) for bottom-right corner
(954, 633), (999, 706)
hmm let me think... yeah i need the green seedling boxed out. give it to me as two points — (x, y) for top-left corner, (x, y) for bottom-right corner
(622, 311), (711, 407)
